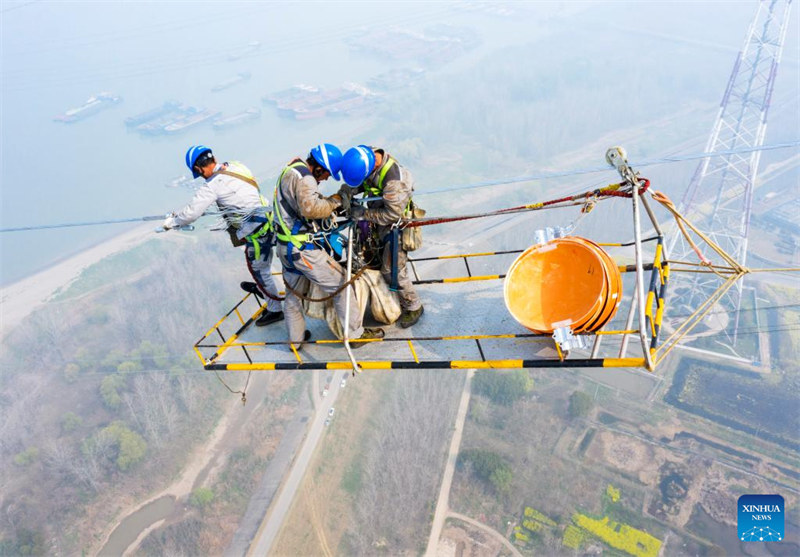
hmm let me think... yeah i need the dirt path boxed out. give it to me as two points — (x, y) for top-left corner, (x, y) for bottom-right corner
(425, 369), (474, 557)
(305, 478), (334, 557)
(447, 511), (524, 557)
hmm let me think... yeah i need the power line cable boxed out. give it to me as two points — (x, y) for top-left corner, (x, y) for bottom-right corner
(2, 140), (798, 234)
(415, 140), (800, 197)
(0, 0), (38, 14)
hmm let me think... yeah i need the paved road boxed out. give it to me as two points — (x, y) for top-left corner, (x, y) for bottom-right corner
(246, 369), (346, 556)
(425, 370), (473, 557)
(224, 382), (314, 557)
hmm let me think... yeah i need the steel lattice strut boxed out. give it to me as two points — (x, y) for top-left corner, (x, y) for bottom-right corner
(668, 0), (794, 348)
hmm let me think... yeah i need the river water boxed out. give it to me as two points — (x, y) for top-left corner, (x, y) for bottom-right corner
(98, 495), (176, 556)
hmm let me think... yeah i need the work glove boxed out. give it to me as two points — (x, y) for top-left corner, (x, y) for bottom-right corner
(162, 214), (177, 230)
(350, 204), (365, 220)
(337, 183), (353, 212)
(327, 194), (343, 209)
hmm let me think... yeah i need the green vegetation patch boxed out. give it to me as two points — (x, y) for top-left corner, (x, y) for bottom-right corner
(523, 506), (557, 527)
(100, 421), (147, 471)
(13, 447), (39, 467)
(340, 460), (363, 495)
(568, 391), (593, 419)
(562, 524), (586, 549)
(457, 448), (513, 495)
(190, 487), (214, 510)
(665, 357), (799, 449)
(472, 370), (533, 406)
(513, 506), (559, 548)
(607, 484), (621, 503)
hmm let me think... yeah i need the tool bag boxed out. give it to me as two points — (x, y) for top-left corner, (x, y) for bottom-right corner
(227, 227), (247, 247)
(401, 200), (425, 252)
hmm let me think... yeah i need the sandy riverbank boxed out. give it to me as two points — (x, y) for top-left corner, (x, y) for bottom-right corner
(0, 224), (156, 339)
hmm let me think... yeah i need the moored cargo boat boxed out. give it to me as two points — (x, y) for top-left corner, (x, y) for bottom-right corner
(212, 107), (261, 130)
(163, 108), (222, 134)
(54, 92), (122, 123)
(211, 71), (252, 92)
(262, 84), (320, 106)
(136, 105), (199, 135)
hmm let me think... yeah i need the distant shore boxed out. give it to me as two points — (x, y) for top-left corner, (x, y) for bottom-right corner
(0, 223), (156, 338)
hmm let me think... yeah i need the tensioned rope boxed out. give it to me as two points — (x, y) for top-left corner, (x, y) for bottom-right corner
(402, 179), (649, 228)
(2, 140), (797, 233)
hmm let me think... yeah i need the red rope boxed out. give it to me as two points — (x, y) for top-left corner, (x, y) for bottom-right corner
(403, 179), (650, 228)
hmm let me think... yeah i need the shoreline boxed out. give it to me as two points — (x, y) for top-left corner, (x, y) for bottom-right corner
(0, 223), (157, 339)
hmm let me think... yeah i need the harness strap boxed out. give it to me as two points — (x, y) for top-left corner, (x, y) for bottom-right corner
(273, 161), (315, 249)
(389, 228), (400, 291)
(214, 168), (259, 190)
(246, 223), (273, 260)
(364, 157), (396, 196)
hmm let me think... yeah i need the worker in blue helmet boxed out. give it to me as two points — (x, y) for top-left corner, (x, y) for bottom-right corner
(273, 143), (384, 347)
(339, 145), (424, 328)
(163, 145), (284, 326)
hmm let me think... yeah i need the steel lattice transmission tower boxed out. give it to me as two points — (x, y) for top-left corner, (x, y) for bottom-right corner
(668, 0), (793, 350)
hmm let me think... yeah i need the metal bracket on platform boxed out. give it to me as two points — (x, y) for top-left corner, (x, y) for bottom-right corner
(552, 326), (587, 354)
(533, 226), (567, 247)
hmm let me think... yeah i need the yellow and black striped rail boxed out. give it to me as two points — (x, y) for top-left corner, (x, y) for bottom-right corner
(644, 236), (668, 352)
(195, 237), (667, 373)
(205, 357), (646, 371)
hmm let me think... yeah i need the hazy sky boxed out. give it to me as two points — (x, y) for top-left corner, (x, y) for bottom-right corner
(1, 1), (794, 285)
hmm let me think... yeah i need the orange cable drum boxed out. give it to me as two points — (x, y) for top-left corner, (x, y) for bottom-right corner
(503, 237), (622, 334)
(572, 237), (622, 332)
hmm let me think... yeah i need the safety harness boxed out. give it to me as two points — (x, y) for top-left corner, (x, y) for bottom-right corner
(272, 160), (350, 274)
(363, 156), (397, 197)
(272, 160), (317, 250)
(211, 162), (274, 259)
(361, 155), (412, 291)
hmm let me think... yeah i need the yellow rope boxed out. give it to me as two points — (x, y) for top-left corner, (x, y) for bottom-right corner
(667, 259), (740, 271)
(749, 267), (800, 273)
(650, 191), (743, 273)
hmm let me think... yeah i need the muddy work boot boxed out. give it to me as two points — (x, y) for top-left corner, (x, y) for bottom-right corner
(350, 327), (385, 349)
(398, 306), (424, 328)
(255, 310), (284, 327)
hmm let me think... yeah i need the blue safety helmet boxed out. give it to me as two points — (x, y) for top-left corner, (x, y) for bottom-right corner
(185, 145), (213, 178)
(340, 145), (375, 187)
(309, 143), (342, 180)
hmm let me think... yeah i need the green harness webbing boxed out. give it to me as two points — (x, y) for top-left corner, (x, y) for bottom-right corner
(273, 161), (315, 249)
(363, 157), (413, 218)
(363, 157), (396, 197)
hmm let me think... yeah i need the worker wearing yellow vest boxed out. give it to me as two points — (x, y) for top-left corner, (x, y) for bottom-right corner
(273, 144), (385, 346)
(339, 145), (424, 328)
(163, 146), (283, 326)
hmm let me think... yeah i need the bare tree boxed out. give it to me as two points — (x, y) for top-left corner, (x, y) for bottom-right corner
(348, 371), (463, 554)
